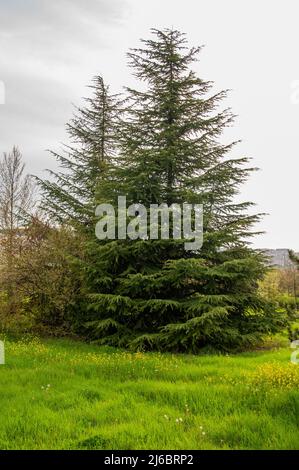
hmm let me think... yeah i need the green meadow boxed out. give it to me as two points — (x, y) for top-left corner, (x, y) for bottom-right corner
(0, 337), (298, 450)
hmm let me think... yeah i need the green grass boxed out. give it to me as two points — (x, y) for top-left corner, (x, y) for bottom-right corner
(0, 337), (298, 450)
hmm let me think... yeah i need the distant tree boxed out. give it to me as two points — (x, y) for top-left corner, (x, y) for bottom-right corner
(287, 250), (299, 306)
(0, 146), (34, 233)
(0, 146), (35, 314)
(288, 250), (299, 269)
(259, 267), (299, 302)
(258, 270), (281, 300)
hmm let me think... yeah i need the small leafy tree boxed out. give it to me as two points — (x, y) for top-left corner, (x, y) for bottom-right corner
(14, 219), (85, 333)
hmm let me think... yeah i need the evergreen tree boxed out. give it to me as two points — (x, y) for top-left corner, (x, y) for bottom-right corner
(84, 29), (284, 352)
(288, 250), (299, 268)
(37, 76), (122, 228)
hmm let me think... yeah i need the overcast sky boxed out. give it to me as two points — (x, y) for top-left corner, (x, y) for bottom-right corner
(0, 0), (298, 249)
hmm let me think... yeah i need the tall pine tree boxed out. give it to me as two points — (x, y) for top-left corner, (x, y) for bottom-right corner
(38, 76), (122, 229)
(84, 29), (284, 352)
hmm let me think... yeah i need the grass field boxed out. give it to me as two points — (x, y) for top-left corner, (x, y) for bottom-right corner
(0, 337), (298, 450)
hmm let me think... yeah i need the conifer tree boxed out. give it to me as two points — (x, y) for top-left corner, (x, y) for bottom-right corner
(85, 29), (284, 352)
(37, 76), (122, 228)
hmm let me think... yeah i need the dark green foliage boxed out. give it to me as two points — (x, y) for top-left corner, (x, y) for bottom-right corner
(288, 250), (299, 268)
(80, 29), (283, 351)
(40, 29), (285, 351)
(37, 76), (123, 228)
(84, 239), (285, 351)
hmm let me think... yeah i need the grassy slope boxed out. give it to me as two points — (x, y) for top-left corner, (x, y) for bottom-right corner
(0, 337), (298, 450)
